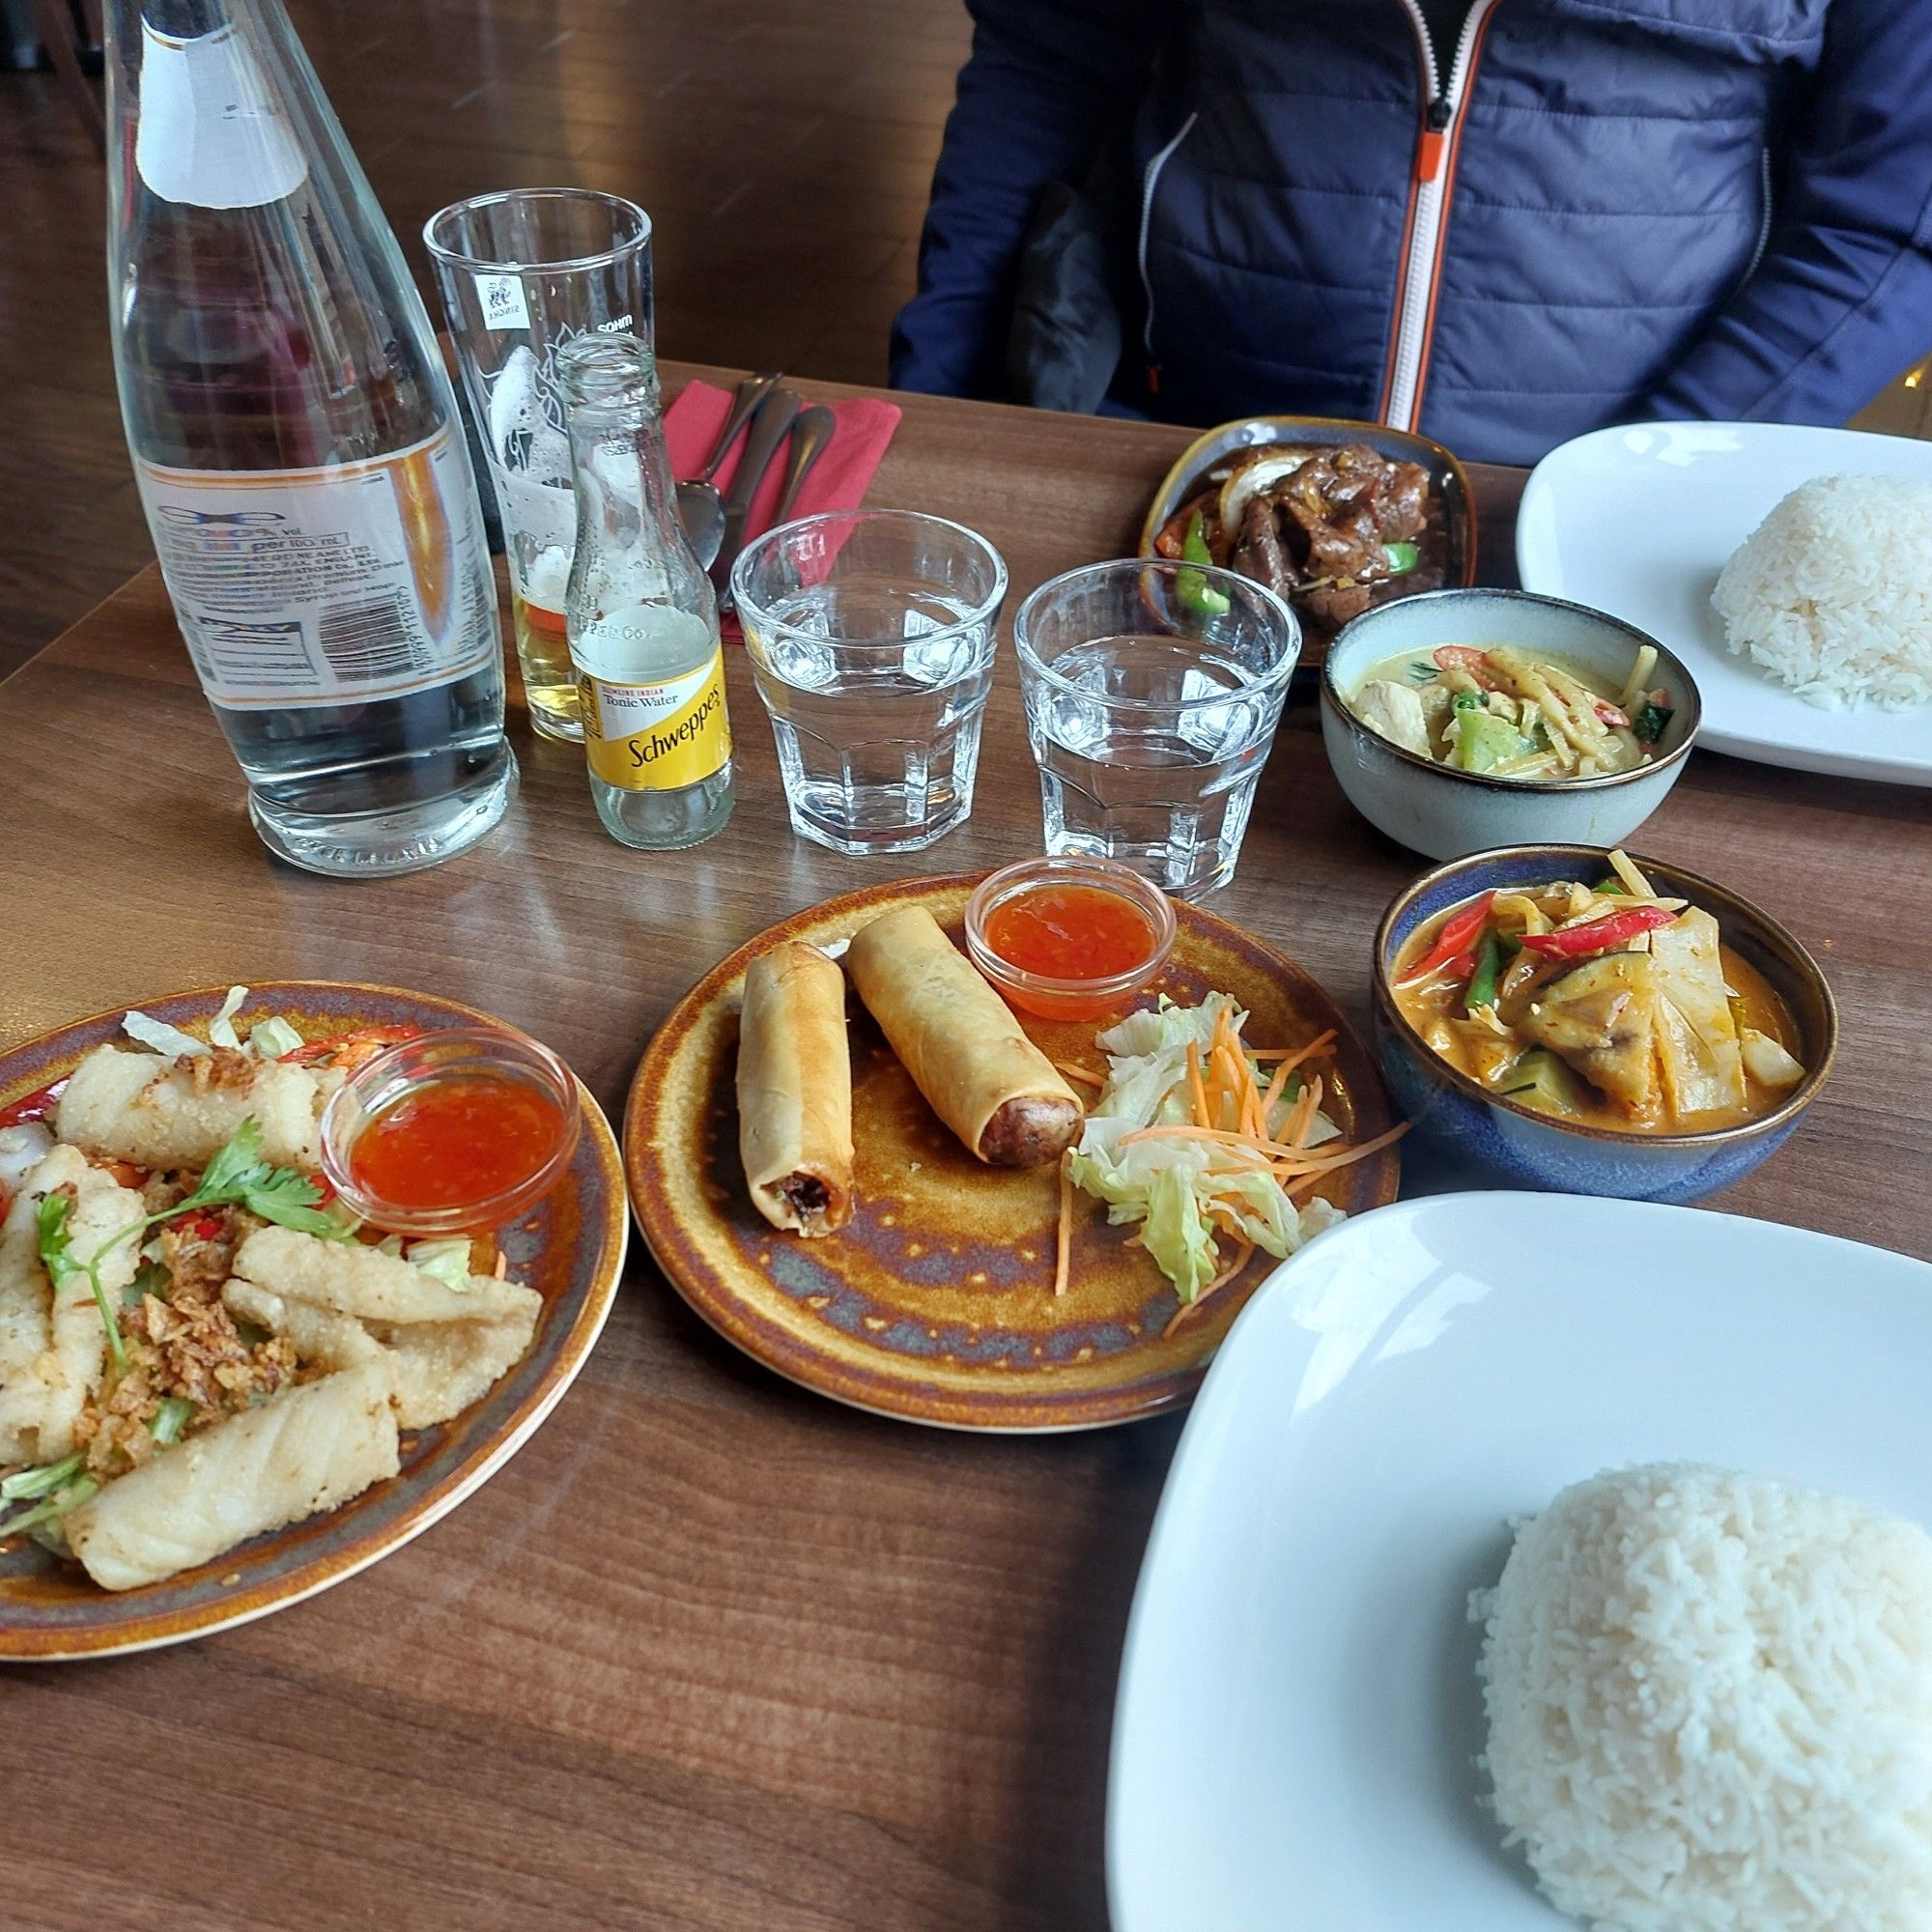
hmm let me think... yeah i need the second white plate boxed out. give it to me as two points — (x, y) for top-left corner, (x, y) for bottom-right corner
(1516, 420), (1932, 786)
(1107, 1193), (1932, 1931)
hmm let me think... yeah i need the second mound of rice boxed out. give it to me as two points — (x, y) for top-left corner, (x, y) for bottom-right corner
(1474, 1462), (1932, 1932)
(1711, 472), (1932, 709)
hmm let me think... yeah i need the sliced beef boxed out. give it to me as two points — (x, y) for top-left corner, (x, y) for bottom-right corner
(1231, 496), (1296, 597)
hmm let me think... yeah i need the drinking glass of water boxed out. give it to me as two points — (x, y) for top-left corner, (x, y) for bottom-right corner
(732, 511), (1009, 855)
(1013, 559), (1300, 898)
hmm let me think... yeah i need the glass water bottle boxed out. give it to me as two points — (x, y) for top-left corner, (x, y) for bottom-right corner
(559, 335), (734, 850)
(103, 0), (514, 877)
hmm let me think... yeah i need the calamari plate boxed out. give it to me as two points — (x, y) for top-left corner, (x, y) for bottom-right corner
(624, 875), (1400, 1431)
(1108, 1195), (1932, 1930)
(1517, 420), (1932, 785)
(0, 982), (627, 1661)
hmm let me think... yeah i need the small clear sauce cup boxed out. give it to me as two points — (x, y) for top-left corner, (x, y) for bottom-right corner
(320, 1027), (582, 1238)
(965, 856), (1178, 1022)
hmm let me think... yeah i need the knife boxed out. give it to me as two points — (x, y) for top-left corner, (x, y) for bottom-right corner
(771, 404), (836, 526)
(711, 386), (800, 604)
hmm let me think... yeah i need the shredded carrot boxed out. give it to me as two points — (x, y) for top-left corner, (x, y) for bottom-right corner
(1245, 1031), (1336, 1062)
(1185, 1040), (1210, 1126)
(1273, 1120), (1409, 1179)
(492, 1249), (508, 1279)
(1165, 1238), (1256, 1335)
(1282, 1076), (1321, 1153)
(1055, 1061), (1105, 1090)
(1259, 1057), (1293, 1122)
(1052, 1159), (1074, 1298)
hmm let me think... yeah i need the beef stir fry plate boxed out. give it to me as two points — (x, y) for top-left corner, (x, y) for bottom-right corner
(1153, 441), (1447, 632)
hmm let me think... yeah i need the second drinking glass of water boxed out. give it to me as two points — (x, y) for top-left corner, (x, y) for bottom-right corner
(1014, 560), (1299, 898)
(731, 512), (1008, 855)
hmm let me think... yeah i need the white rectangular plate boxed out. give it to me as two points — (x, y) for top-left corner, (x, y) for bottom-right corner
(1107, 1194), (1932, 1931)
(1516, 421), (1932, 785)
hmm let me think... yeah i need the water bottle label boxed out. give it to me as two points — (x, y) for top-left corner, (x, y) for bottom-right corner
(134, 430), (497, 710)
(136, 22), (308, 210)
(582, 650), (730, 790)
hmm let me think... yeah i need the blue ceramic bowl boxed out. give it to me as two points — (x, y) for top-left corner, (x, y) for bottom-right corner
(1321, 588), (1699, 860)
(1372, 844), (1837, 1203)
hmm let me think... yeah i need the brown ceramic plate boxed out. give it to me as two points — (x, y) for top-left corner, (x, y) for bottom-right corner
(625, 877), (1400, 1431)
(1138, 414), (1478, 674)
(0, 982), (627, 1661)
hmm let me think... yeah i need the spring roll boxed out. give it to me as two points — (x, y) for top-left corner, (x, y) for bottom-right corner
(64, 1357), (399, 1591)
(845, 906), (1081, 1168)
(736, 942), (855, 1236)
(56, 1043), (340, 1173)
(0, 1146), (141, 1464)
(233, 1226), (534, 1324)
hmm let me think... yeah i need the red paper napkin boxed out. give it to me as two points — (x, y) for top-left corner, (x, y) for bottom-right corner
(664, 378), (901, 564)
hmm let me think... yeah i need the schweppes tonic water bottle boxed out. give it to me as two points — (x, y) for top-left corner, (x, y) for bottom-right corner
(559, 333), (734, 850)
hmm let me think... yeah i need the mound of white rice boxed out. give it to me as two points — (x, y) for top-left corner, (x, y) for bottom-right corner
(1473, 1463), (1932, 1932)
(1711, 473), (1932, 709)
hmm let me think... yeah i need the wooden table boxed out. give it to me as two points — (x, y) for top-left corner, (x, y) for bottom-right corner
(3, 367), (1928, 1932)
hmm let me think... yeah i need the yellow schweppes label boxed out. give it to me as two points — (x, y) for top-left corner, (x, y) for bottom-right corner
(581, 649), (731, 790)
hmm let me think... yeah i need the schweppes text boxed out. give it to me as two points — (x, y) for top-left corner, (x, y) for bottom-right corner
(582, 649), (731, 791)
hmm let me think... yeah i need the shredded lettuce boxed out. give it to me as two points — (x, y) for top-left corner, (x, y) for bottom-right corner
(206, 985), (250, 1049)
(119, 986), (307, 1064)
(406, 1238), (474, 1290)
(247, 1016), (304, 1060)
(1065, 994), (1349, 1304)
(121, 1009), (209, 1059)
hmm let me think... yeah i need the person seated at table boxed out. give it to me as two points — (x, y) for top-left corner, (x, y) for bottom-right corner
(889, 0), (1932, 466)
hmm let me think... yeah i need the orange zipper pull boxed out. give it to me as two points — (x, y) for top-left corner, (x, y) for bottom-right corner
(1416, 98), (1451, 182)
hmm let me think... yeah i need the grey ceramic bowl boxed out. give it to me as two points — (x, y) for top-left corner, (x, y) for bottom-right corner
(1372, 844), (1837, 1203)
(1320, 587), (1700, 860)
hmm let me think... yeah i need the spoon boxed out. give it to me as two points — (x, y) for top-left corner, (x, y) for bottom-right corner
(675, 369), (783, 568)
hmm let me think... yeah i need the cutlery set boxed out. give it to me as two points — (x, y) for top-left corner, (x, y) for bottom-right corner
(675, 370), (835, 606)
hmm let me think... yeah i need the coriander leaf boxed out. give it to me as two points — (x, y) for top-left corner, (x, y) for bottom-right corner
(38, 1192), (126, 1374)
(0, 1450), (86, 1502)
(187, 1117), (270, 1205)
(0, 1475), (99, 1541)
(240, 1185), (348, 1238)
(150, 1397), (196, 1446)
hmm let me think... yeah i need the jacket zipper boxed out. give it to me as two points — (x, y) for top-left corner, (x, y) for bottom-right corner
(1380, 0), (1503, 432)
(1139, 110), (1199, 394)
(1744, 147), (1774, 283)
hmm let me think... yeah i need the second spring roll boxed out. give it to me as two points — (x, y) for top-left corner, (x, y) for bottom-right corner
(737, 942), (854, 1236)
(845, 906), (1080, 1168)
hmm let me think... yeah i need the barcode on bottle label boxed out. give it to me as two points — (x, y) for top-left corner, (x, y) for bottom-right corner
(318, 594), (430, 682)
(135, 429), (497, 708)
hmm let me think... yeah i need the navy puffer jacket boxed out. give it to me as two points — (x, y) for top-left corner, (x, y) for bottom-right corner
(890, 0), (1932, 465)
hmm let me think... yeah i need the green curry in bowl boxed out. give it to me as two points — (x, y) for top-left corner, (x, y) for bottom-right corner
(1350, 639), (1676, 781)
